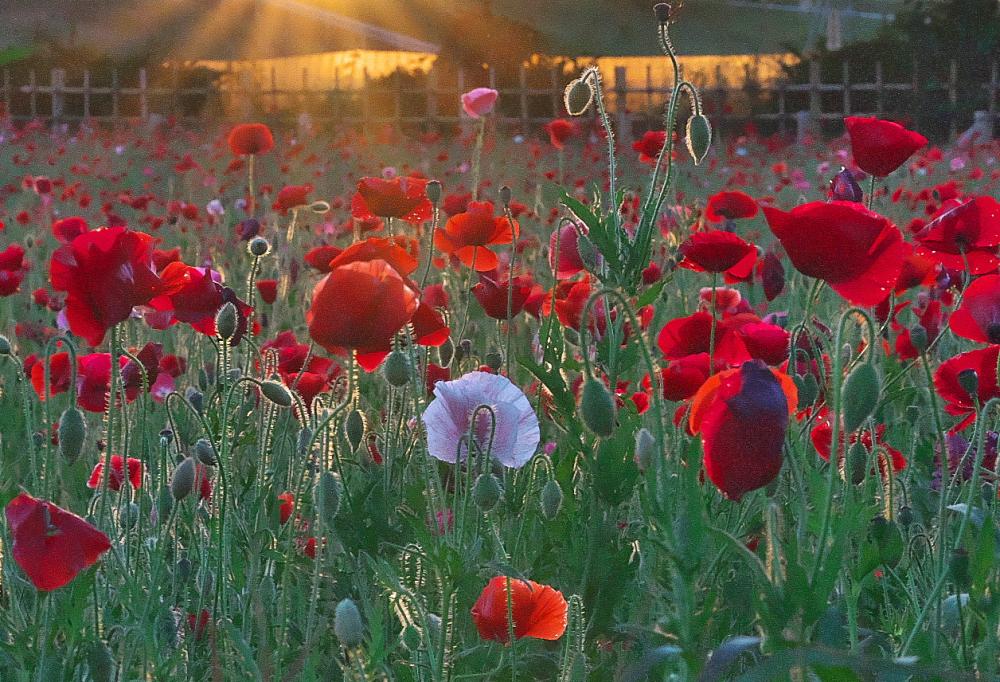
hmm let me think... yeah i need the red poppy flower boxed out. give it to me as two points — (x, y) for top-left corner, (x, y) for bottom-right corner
(471, 576), (568, 643)
(677, 230), (756, 279)
(844, 116), (927, 177)
(5, 492), (111, 591)
(435, 201), (518, 271)
(705, 191), (758, 222)
(542, 276), (611, 337)
(0, 244), (26, 296)
(28, 351), (72, 399)
(273, 184), (313, 212)
(304, 245), (344, 273)
(657, 311), (789, 366)
(950, 274), (1000, 343)
(656, 352), (714, 401)
(278, 492), (294, 524)
(914, 196), (1000, 274)
(632, 130), (667, 164)
(545, 119), (576, 150)
(51, 217), (89, 243)
(756, 251), (785, 301)
(549, 222), (590, 279)
(351, 177), (432, 225)
(762, 201), (906, 306)
(87, 454), (143, 491)
(934, 346), (1000, 431)
(49, 227), (170, 346)
(810, 413), (906, 473)
(689, 361), (797, 501)
(256, 279), (278, 304)
(894, 242), (938, 293)
(471, 273), (534, 320)
(150, 264), (252, 344)
(227, 123), (275, 156)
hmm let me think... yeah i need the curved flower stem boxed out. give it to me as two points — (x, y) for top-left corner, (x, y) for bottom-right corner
(503, 201), (519, 377)
(471, 118), (486, 201)
(98, 325), (122, 527)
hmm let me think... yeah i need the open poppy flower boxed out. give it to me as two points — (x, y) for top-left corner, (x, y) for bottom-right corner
(545, 119), (576, 150)
(934, 346), (1000, 431)
(227, 123), (274, 156)
(5, 492), (111, 591)
(149, 264), (252, 345)
(51, 216), (89, 243)
(471, 576), (568, 643)
(677, 230), (757, 280)
(435, 201), (518, 272)
(810, 412), (906, 473)
(914, 196), (1000, 275)
(705, 191), (758, 222)
(689, 360), (797, 501)
(273, 184), (313, 213)
(351, 177), (432, 225)
(471, 273), (534, 319)
(49, 227), (171, 346)
(762, 201), (906, 306)
(304, 245), (344, 273)
(87, 454), (143, 491)
(0, 244), (26, 296)
(657, 311), (789, 367)
(654, 352), (715, 401)
(950, 274), (1000, 343)
(893, 242), (938, 294)
(256, 279), (278, 304)
(632, 130), (667, 164)
(844, 116), (927, 177)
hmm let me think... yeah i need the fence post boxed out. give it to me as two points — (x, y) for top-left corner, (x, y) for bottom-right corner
(614, 65), (632, 148)
(808, 59), (821, 116)
(111, 69), (120, 126)
(362, 68), (371, 137)
(83, 70), (91, 121)
(874, 61), (883, 116)
(139, 68), (149, 122)
(841, 61), (850, 117)
(777, 81), (786, 136)
(549, 65), (560, 118)
(2, 69), (10, 121)
(989, 61), (998, 127)
(948, 59), (958, 140)
(51, 69), (65, 124)
(427, 66), (438, 130)
(28, 70), (37, 120)
(518, 63), (529, 131)
(393, 69), (402, 129)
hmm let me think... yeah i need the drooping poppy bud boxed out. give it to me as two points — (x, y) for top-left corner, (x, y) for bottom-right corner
(170, 457), (196, 500)
(580, 379), (616, 438)
(345, 409), (366, 452)
(473, 473), (503, 511)
(58, 407), (87, 463)
(540, 479), (563, 520)
(260, 380), (293, 407)
(316, 470), (342, 524)
(842, 361), (879, 433)
(685, 113), (712, 165)
(381, 350), (413, 387)
(334, 599), (365, 648)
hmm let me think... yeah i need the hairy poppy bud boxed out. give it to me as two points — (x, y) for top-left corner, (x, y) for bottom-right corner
(634, 427), (656, 471)
(381, 350), (413, 387)
(847, 440), (868, 484)
(316, 470), (342, 523)
(484, 350), (503, 371)
(0, 334), (11, 355)
(334, 598), (365, 648)
(185, 386), (204, 414)
(575, 234), (601, 273)
(909, 324), (929, 354)
(950, 548), (970, 589)
(193, 438), (216, 465)
(842, 361), (879, 433)
(563, 77), (594, 117)
(345, 409), (365, 452)
(472, 473), (503, 511)
(425, 180), (442, 205)
(654, 2), (672, 23)
(499, 185), (512, 208)
(905, 405), (921, 425)
(170, 457), (197, 500)
(175, 556), (192, 581)
(248, 236), (271, 257)
(580, 379), (616, 438)
(540, 479), (563, 520)
(957, 369), (979, 398)
(869, 515), (903, 568)
(58, 407), (87, 463)
(297, 427), (313, 457)
(215, 302), (238, 342)
(309, 200), (331, 215)
(793, 373), (818, 410)
(685, 113), (712, 165)
(260, 380), (293, 407)
(897, 504), (913, 527)
(87, 641), (115, 682)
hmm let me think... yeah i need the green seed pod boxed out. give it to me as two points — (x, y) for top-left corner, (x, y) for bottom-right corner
(334, 598), (365, 648)
(540, 479), (563, 520)
(58, 407), (87, 463)
(425, 180), (442, 204)
(260, 380), (293, 407)
(175, 556), (193, 581)
(908, 324), (929, 354)
(121, 502), (140, 530)
(316, 470), (342, 524)
(157, 486), (174, 520)
(842, 361), (879, 433)
(472, 473), (503, 512)
(869, 515), (903, 568)
(957, 369), (979, 398)
(215, 302), (238, 342)
(563, 77), (594, 116)
(0, 334), (11, 355)
(438, 336), (455, 366)
(499, 185), (513, 208)
(345, 409), (366, 452)
(87, 641), (115, 682)
(248, 236), (271, 257)
(847, 440), (868, 485)
(795, 373), (818, 410)
(484, 350), (503, 371)
(950, 548), (971, 589)
(634, 427), (656, 471)
(897, 504), (914, 528)
(654, 2), (672, 23)
(685, 113), (712, 165)
(381, 350), (413, 387)
(193, 438), (217, 465)
(580, 379), (616, 438)
(170, 457), (197, 500)
(185, 386), (204, 413)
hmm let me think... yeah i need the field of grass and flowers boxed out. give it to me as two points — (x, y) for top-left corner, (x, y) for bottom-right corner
(0, 6), (999, 681)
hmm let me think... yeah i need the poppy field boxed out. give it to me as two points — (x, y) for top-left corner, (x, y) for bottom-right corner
(2, 6), (1000, 681)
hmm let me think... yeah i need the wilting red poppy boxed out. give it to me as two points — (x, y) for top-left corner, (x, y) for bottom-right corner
(545, 119), (576, 150)
(762, 201), (906, 306)
(689, 360), (797, 501)
(351, 177), (432, 225)
(471, 576), (568, 643)
(632, 130), (667, 164)
(87, 454), (143, 491)
(914, 196), (1000, 274)
(934, 346), (1000, 430)
(844, 116), (927, 177)
(304, 245), (344, 273)
(950, 274), (1000, 343)
(705, 191), (758, 223)
(435, 201), (518, 271)
(228, 123), (275, 156)
(149, 264), (252, 344)
(677, 230), (756, 279)
(5, 492), (111, 591)
(256, 279), (278, 304)
(273, 184), (313, 212)
(471, 273), (534, 319)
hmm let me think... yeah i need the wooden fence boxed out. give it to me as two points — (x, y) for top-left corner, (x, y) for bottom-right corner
(1, 59), (998, 141)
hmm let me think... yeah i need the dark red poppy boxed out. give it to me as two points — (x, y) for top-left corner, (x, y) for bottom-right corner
(677, 230), (756, 279)
(471, 273), (534, 319)
(0, 244), (26, 296)
(471, 576), (568, 643)
(87, 454), (143, 491)
(351, 177), (432, 225)
(705, 191), (758, 222)
(5, 492), (111, 591)
(256, 279), (278, 304)
(49, 227), (171, 346)
(689, 361), (797, 501)
(278, 492), (294, 524)
(545, 119), (576, 150)
(29, 351), (72, 399)
(273, 184), (313, 212)
(844, 116), (927, 177)
(810, 412), (906, 473)
(549, 223), (589, 279)
(934, 346), (1000, 431)
(150, 264), (252, 344)
(757, 251), (785, 301)
(657, 311), (789, 367)
(632, 130), (667, 164)
(914, 196), (1000, 274)
(227, 123), (275, 156)
(656, 352), (713, 401)
(52, 216), (89, 243)
(304, 245), (344, 273)
(762, 201), (906, 306)
(951, 274), (1000, 343)
(435, 201), (518, 271)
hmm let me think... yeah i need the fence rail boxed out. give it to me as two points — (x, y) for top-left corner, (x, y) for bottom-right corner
(1, 59), (998, 141)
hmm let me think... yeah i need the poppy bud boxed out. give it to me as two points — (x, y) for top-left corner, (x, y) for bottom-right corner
(869, 515), (903, 568)
(472, 473), (504, 511)
(260, 380), (293, 407)
(563, 77), (594, 117)
(460, 338), (474, 357)
(793, 373), (818, 410)
(381, 350), (413, 387)
(484, 350), (503, 371)
(215, 302), (238, 342)
(156, 607), (181, 650)
(847, 440), (868, 484)
(905, 405), (921, 425)
(499, 185), (512, 208)
(176, 556), (192, 581)
(897, 504), (913, 527)
(908, 324), (929, 354)
(957, 369), (979, 398)
(438, 337), (455, 366)
(685, 113), (712, 165)
(316, 470), (342, 524)
(345, 409), (366, 452)
(170, 457), (197, 500)
(950, 548), (970, 589)
(634, 427), (656, 471)
(842, 361), (879, 433)
(193, 438), (216, 465)
(563, 328), (580, 346)
(87, 641), (115, 682)
(540, 479), (563, 520)
(426, 180), (442, 205)
(297, 427), (313, 457)
(580, 379), (616, 437)
(576, 234), (601, 273)
(654, 2), (672, 23)
(58, 407), (87, 463)
(248, 237), (271, 257)
(0, 334), (11, 355)
(157, 486), (174, 520)
(334, 598), (365, 648)
(185, 386), (204, 413)
(121, 502), (140, 530)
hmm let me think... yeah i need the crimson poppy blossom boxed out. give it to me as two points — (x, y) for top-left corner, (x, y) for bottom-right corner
(655, 352), (714, 401)
(150, 264), (253, 344)
(705, 191), (758, 223)
(278, 492), (294, 524)
(52, 216), (89, 243)
(844, 116), (927, 177)
(810, 413), (906, 473)
(256, 279), (278, 304)
(0, 244), (26, 296)
(689, 360), (797, 501)
(435, 201), (518, 271)
(950, 274), (1000, 343)
(677, 230), (757, 279)
(5, 492), (111, 591)
(632, 130), (667, 164)
(914, 196), (1000, 274)
(87, 455), (143, 491)
(351, 177), (432, 225)
(227, 123), (274, 156)
(657, 311), (789, 367)
(762, 201), (907, 306)
(471, 273), (534, 319)
(545, 119), (576, 149)
(934, 346), (1000, 431)
(304, 245), (344, 273)
(273, 184), (313, 213)
(471, 576), (568, 643)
